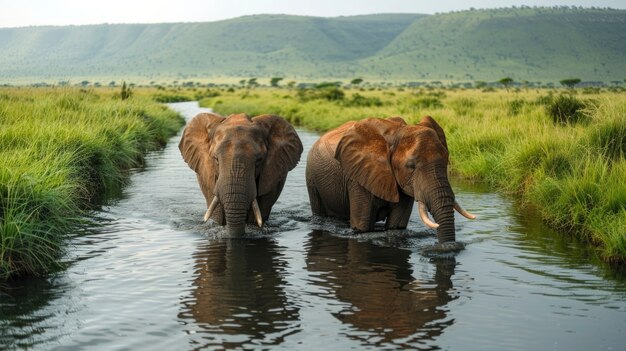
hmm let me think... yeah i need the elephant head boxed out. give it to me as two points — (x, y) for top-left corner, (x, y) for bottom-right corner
(335, 116), (474, 243)
(179, 113), (303, 236)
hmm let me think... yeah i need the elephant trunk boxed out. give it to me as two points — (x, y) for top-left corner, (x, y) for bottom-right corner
(419, 165), (456, 244)
(222, 184), (250, 236)
(217, 158), (259, 236)
(431, 198), (456, 243)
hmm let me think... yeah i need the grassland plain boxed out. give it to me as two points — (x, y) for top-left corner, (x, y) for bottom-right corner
(200, 86), (626, 263)
(0, 88), (184, 280)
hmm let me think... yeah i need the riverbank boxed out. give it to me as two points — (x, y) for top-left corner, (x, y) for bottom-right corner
(0, 88), (185, 280)
(200, 87), (626, 263)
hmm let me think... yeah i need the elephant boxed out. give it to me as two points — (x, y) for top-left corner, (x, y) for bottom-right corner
(179, 112), (303, 236)
(305, 116), (475, 244)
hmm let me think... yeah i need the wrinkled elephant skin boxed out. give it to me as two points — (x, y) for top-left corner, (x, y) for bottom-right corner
(306, 116), (475, 243)
(180, 113), (303, 236)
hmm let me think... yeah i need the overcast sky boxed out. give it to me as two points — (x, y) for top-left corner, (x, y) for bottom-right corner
(1, 0), (624, 28)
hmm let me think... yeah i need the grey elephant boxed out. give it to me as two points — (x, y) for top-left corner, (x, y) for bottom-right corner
(179, 112), (303, 236)
(305, 116), (475, 243)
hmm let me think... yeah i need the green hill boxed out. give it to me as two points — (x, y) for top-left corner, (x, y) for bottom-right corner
(365, 7), (626, 82)
(0, 7), (624, 84)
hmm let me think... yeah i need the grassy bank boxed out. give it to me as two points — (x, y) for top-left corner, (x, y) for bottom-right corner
(200, 86), (626, 262)
(0, 88), (184, 280)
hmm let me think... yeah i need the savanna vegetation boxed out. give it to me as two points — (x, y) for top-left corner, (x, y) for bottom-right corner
(200, 85), (626, 263)
(0, 88), (184, 280)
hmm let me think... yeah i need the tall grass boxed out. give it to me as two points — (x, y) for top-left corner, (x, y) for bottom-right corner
(201, 87), (626, 262)
(0, 88), (184, 279)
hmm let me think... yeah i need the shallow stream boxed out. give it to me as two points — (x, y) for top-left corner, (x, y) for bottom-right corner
(1, 101), (625, 350)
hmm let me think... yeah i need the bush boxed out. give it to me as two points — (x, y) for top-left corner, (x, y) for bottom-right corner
(297, 87), (345, 102)
(153, 94), (192, 103)
(344, 93), (383, 107)
(508, 99), (526, 116)
(546, 94), (587, 124)
(413, 96), (443, 109)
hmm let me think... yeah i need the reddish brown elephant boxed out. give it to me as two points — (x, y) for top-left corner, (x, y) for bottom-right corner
(306, 116), (474, 243)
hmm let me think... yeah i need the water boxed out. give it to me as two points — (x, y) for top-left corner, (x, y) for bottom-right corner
(2, 101), (625, 350)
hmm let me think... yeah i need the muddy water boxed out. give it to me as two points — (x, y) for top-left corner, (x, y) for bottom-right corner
(1, 101), (625, 350)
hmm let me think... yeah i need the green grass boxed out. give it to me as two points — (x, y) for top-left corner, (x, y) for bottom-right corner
(0, 88), (184, 279)
(201, 86), (626, 262)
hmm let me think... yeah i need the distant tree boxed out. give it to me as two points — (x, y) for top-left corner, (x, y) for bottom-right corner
(247, 78), (258, 87)
(560, 78), (581, 88)
(80, 80), (90, 87)
(108, 81), (116, 87)
(270, 77), (283, 87)
(287, 81), (296, 89)
(350, 78), (364, 85)
(499, 77), (513, 90)
(239, 79), (246, 86)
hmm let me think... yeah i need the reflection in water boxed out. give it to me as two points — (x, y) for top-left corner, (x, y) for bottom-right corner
(305, 230), (457, 348)
(179, 238), (300, 349)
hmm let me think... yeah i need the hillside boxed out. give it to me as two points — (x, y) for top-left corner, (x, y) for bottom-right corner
(0, 8), (624, 83)
(365, 7), (626, 82)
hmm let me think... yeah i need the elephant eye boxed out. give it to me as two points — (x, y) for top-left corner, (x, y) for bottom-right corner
(406, 160), (416, 169)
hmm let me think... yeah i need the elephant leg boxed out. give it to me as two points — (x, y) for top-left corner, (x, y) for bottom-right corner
(385, 194), (414, 229)
(348, 181), (377, 232)
(307, 183), (326, 216)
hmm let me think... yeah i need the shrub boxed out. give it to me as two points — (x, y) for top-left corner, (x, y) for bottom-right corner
(546, 94), (587, 124)
(297, 87), (345, 102)
(344, 93), (383, 107)
(413, 96), (443, 109)
(153, 94), (192, 103)
(508, 99), (526, 116)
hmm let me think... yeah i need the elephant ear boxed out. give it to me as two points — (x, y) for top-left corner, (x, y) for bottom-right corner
(178, 113), (225, 194)
(253, 114), (303, 196)
(335, 120), (400, 203)
(418, 115), (448, 152)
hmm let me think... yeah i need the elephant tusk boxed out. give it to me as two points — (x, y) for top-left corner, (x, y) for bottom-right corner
(252, 198), (263, 227)
(204, 196), (219, 222)
(418, 202), (439, 229)
(454, 201), (477, 220)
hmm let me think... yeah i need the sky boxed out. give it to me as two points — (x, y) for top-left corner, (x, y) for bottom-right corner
(0, 0), (624, 28)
